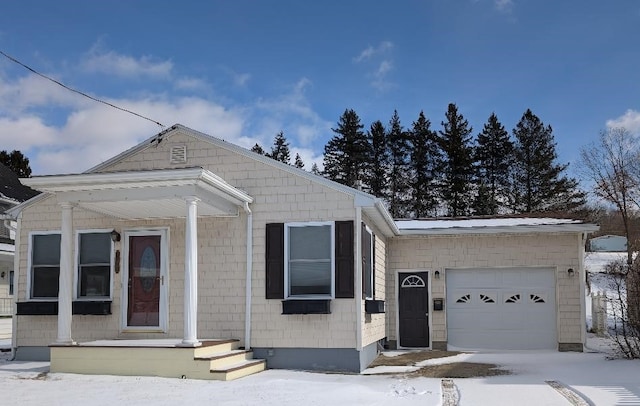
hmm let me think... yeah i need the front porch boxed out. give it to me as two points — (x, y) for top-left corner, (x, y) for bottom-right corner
(50, 338), (266, 381)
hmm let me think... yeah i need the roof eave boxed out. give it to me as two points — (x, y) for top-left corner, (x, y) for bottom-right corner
(398, 223), (600, 236)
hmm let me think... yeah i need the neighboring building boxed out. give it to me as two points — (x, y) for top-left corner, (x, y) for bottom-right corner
(589, 235), (627, 252)
(6, 125), (598, 379)
(0, 162), (38, 314)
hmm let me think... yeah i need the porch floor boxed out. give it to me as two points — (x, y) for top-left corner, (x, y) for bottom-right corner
(50, 339), (266, 381)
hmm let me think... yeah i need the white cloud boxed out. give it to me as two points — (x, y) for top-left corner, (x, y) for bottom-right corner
(495, 0), (513, 11)
(174, 77), (211, 92)
(606, 109), (640, 134)
(233, 72), (251, 87)
(372, 60), (394, 91)
(353, 41), (394, 63)
(253, 77), (332, 146)
(82, 44), (173, 79)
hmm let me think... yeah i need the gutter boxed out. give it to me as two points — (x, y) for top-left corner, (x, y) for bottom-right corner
(243, 202), (253, 350)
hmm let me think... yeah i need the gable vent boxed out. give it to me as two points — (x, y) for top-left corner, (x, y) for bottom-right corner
(170, 145), (187, 164)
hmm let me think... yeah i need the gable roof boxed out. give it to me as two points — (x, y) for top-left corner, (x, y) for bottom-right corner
(87, 124), (399, 236)
(0, 162), (39, 205)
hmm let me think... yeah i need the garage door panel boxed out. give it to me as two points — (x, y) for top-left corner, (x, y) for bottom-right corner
(446, 268), (556, 350)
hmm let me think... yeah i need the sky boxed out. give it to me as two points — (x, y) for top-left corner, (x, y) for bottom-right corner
(0, 0), (639, 177)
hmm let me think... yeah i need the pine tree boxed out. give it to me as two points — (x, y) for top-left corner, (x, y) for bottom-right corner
(294, 153), (305, 169)
(311, 163), (321, 175)
(250, 143), (265, 155)
(473, 113), (513, 215)
(387, 110), (412, 218)
(0, 150), (32, 177)
(511, 109), (585, 213)
(438, 103), (474, 217)
(323, 109), (370, 188)
(408, 111), (441, 217)
(267, 131), (291, 164)
(366, 120), (390, 200)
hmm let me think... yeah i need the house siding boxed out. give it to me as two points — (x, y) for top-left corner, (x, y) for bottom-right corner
(387, 232), (583, 348)
(14, 130), (362, 354)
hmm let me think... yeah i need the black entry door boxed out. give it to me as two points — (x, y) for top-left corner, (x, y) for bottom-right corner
(399, 272), (429, 347)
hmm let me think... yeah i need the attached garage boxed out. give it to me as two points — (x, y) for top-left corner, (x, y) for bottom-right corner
(446, 268), (557, 350)
(388, 218), (599, 352)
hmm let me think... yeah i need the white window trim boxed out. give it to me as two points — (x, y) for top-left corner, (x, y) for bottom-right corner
(120, 227), (170, 333)
(364, 224), (374, 300)
(26, 230), (61, 301)
(74, 229), (115, 301)
(284, 221), (335, 300)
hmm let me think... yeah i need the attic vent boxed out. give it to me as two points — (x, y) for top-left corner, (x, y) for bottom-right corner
(170, 145), (187, 164)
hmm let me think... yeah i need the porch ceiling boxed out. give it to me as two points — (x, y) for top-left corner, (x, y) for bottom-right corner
(22, 167), (253, 220)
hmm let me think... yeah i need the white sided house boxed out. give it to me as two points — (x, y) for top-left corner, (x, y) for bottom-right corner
(7, 125), (598, 379)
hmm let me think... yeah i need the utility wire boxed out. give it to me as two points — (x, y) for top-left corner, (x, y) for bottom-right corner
(0, 50), (165, 128)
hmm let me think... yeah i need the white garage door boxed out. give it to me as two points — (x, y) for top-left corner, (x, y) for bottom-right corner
(446, 268), (557, 350)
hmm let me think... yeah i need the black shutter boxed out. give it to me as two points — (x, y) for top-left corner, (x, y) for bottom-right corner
(335, 220), (354, 298)
(266, 223), (284, 299)
(372, 232), (376, 299)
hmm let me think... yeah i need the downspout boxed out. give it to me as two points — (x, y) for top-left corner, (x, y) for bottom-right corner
(578, 232), (587, 348)
(243, 202), (253, 350)
(355, 207), (363, 351)
(7, 214), (20, 360)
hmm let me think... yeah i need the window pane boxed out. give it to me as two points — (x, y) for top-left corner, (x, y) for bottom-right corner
(32, 266), (59, 297)
(32, 234), (61, 265)
(289, 225), (331, 260)
(289, 261), (331, 295)
(80, 233), (111, 264)
(363, 229), (373, 298)
(9, 271), (14, 296)
(79, 265), (110, 297)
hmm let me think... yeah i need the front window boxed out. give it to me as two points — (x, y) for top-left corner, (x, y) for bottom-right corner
(286, 222), (334, 298)
(77, 232), (112, 298)
(9, 270), (14, 296)
(30, 233), (61, 298)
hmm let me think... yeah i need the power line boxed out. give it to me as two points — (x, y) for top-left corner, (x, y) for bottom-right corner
(0, 50), (164, 128)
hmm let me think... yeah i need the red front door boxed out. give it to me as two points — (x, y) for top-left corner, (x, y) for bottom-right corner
(127, 235), (162, 327)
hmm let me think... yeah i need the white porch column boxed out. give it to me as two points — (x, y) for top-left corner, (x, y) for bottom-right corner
(56, 202), (75, 345)
(182, 196), (200, 346)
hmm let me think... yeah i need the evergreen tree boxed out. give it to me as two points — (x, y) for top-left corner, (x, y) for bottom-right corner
(266, 131), (291, 164)
(294, 153), (305, 169)
(511, 109), (585, 213)
(250, 143), (265, 155)
(387, 110), (412, 218)
(366, 120), (390, 200)
(323, 109), (370, 188)
(408, 111), (441, 217)
(473, 113), (513, 215)
(311, 163), (321, 175)
(0, 150), (32, 177)
(438, 103), (474, 217)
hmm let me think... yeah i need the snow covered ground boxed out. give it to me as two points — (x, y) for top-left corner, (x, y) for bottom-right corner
(1, 335), (639, 405)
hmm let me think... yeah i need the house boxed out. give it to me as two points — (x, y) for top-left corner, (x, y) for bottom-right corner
(589, 234), (627, 252)
(6, 124), (598, 379)
(0, 162), (39, 315)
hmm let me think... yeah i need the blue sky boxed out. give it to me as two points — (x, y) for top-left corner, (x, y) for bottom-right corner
(1, 0), (639, 176)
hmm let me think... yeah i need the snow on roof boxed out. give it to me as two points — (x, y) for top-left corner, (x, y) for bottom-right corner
(0, 243), (14, 253)
(396, 217), (598, 235)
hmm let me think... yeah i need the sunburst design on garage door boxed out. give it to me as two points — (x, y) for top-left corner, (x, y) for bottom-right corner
(480, 294), (495, 303)
(505, 294), (521, 303)
(456, 294), (471, 303)
(530, 294), (546, 303)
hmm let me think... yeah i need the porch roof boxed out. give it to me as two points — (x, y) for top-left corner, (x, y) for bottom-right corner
(21, 167), (253, 220)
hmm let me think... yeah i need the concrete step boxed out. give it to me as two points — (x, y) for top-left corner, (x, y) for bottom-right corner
(209, 359), (266, 381)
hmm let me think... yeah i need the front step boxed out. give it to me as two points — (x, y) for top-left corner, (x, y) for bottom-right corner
(50, 338), (266, 381)
(194, 347), (266, 380)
